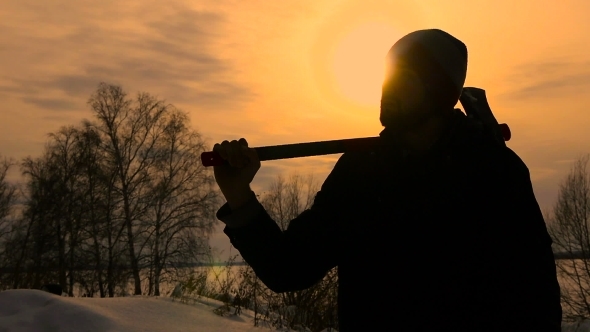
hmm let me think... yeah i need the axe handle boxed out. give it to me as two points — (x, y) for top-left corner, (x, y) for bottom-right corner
(201, 137), (381, 167)
(200, 125), (511, 168)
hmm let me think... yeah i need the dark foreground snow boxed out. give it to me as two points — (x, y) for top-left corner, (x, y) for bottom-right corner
(0, 289), (587, 331)
(0, 289), (272, 332)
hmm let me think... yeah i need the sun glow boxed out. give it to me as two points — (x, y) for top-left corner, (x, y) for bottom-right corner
(331, 23), (400, 106)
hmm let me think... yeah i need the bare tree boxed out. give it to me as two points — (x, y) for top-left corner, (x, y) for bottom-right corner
(89, 82), (169, 295)
(548, 154), (590, 320)
(47, 126), (87, 296)
(73, 122), (125, 298)
(74, 122), (107, 297)
(1, 82), (218, 298)
(142, 109), (218, 296)
(17, 153), (63, 289)
(0, 156), (16, 240)
(0, 156), (17, 288)
(16, 126), (95, 295)
(261, 173), (318, 231)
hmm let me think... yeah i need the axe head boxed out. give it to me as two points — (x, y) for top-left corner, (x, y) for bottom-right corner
(459, 87), (510, 145)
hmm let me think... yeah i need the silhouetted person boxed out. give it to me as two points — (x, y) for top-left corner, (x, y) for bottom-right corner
(41, 284), (63, 296)
(213, 29), (562, 331)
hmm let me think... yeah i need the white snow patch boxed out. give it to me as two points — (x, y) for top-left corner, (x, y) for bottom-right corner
(0, 289), (274, 331)
(0, 289), (118, 332)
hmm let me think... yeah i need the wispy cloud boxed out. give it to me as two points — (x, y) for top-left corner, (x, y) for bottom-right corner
(500, 59), (590, 101)
(0, 0), (253, 115)
(21, 96), (77, 111)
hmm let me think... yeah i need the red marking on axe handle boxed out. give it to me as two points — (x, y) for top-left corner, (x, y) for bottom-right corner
(201, 123), (512, 167)
(499, 123), (511, 141)
(201, 151), (225, 167)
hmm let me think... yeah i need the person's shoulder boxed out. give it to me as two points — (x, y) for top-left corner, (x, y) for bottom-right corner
(449, 112), (504, 157)
(501, 146), (531, 177)
(318, 149), (376, 197)
(333, 149), (375, 172)
(444, 113), (519, 179)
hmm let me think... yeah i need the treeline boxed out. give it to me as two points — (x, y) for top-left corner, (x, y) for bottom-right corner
(548, 155), (590, 321)
(0, 82), (340, 329)
(0, 83), (220, 297)
(176, 173), (339, 332)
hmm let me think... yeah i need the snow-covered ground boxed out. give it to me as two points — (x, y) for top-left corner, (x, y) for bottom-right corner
(0, 289), (276, 332)
(0, 289), (588, 331)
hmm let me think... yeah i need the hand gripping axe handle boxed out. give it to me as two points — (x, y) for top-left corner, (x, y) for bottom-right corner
(200, 136), (382, 167)
(201, 87), (510, 167)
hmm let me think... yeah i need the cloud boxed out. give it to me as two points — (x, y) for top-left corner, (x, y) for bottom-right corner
(21, 97), (78, 111)
(554, 159), (576, 164)
(56, 74), (114, 98)
(0, 84), (26, 94)
(0, 0), (254, 115)
(143, 9), (224, 45)
(507, 73), (590, 100)
(500, 59), (590, 101)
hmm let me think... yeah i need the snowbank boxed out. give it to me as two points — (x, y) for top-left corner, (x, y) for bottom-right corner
(0, 289), (586, 331)
(0, 289), (270, 332)
(0, 289), (117, 331)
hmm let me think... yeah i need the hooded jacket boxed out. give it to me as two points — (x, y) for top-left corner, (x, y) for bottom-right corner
(218, 110), (562, 331)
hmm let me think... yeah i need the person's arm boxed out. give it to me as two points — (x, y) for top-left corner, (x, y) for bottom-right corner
(218, 152), (358, 293)
(472, 146), (561, 330)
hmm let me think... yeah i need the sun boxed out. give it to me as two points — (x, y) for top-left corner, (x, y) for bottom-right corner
(331, 23), (400, 106)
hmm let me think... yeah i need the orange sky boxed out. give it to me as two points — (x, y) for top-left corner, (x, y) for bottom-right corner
(2, 0), (590, 260)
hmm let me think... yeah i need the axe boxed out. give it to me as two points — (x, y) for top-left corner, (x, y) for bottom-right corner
(200, 87), (510, 167)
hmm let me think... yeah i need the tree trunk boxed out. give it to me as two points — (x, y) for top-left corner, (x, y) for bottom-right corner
(68, 246), (75, 296)
(154, 266), (160, 297)
(98, 270), (105, 298)
(57, 220), (67, 290)
(107, 231), (115, 297)
(123, 191), (142, 295)
(154, 226), (160, 296)
(13, 213), (35, 289)
(92, 228), (105, 297)
(68, 216), (76, 297)
(147, 263), (153, 296)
